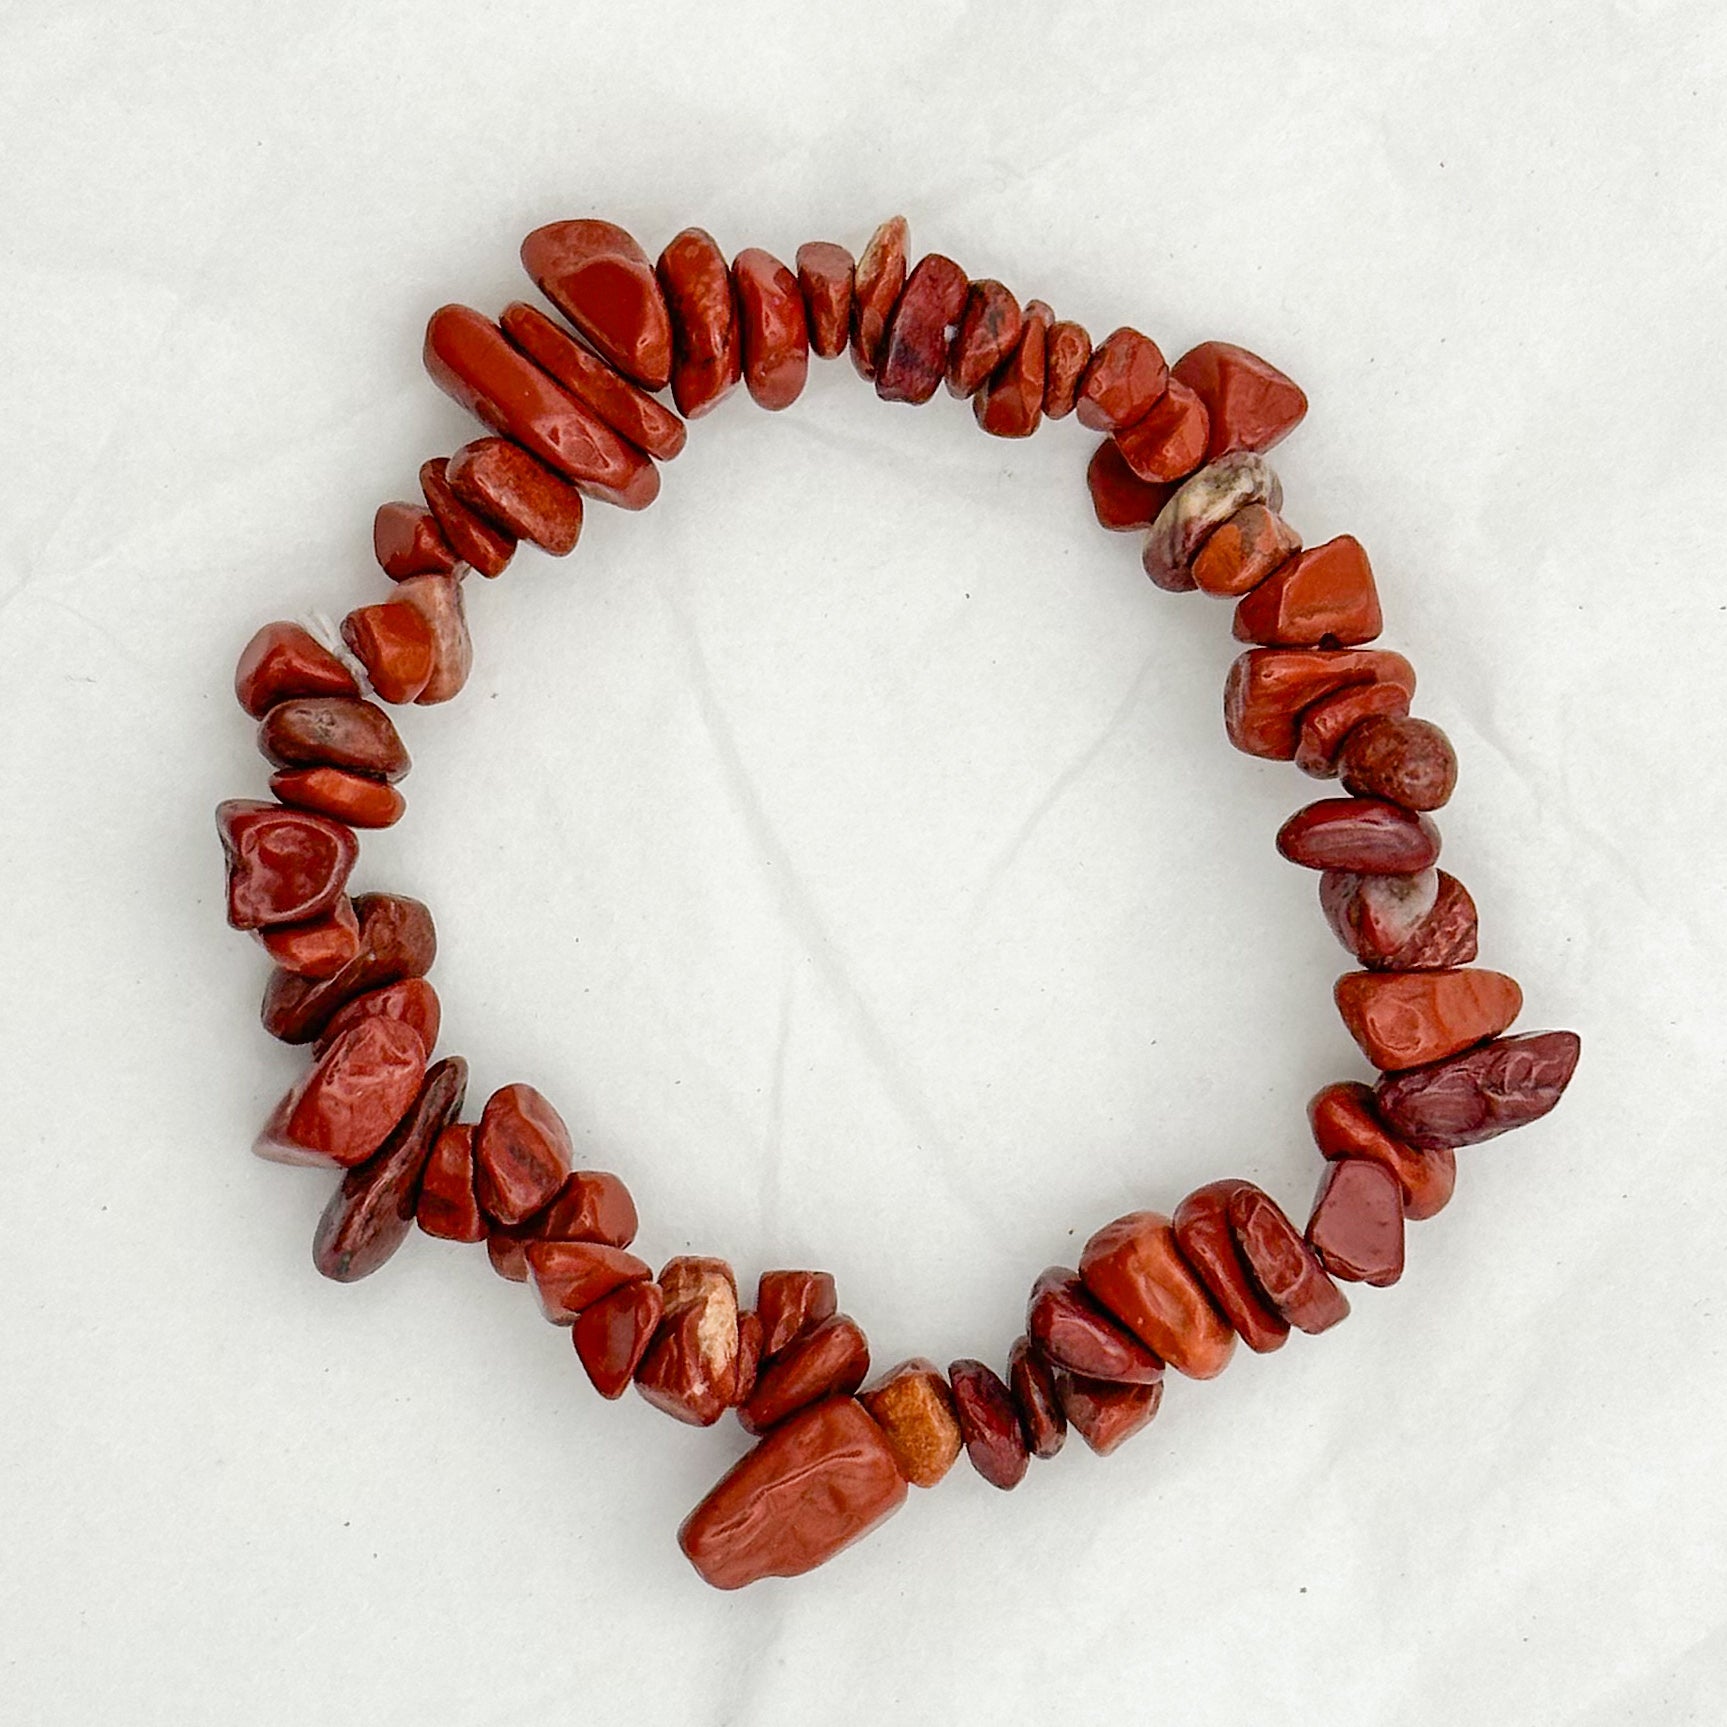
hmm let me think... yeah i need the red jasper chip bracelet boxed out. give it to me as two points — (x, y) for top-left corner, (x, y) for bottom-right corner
(215, 213), (1582, 1591)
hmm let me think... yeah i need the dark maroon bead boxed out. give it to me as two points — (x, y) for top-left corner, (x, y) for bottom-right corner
(948, 1358), (1029, 1490)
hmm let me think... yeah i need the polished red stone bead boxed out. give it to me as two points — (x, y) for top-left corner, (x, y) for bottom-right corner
(269, 766), (405, 830)
(756, 1270), (839, 1360)
(740, 1314), (871, 1435)
(636, 1257), (741, 1427)
(679, 1396), (908, 1590)
(657, 227), (743, 418)
(1233, 534), (1383, 647)
(486, 1169), (639, 1281)
(1042, 319), (1092, 419)
(254, 1017), (428, 1170)
(1278, 796), (1441, 874)
(1113, 377), (1209, 483)
(1141, 451), (1283, 592)
(420, 456), (515, 579)
(574, 1278), (665, 1399)
(1172, 340), (1308, 462)
(527, 1239), (651, 1323)
(1375, 1030), (1581, 1149)
(519, 219), (673, 390)
(795, 241), (855, 359)
(217, 799), (357, 930)
(422, 304), (658, 511)
(1191, 502), (1302, 598)
(1077, 327), (1169, 433)
(1086, 439), (1175, 533)
(1335, 967), (1523, 1071)
(416, 1123), (487, 1242)
(948, 1358), (1029, 1490)
(1294, 680), (1412, 778)
(1026, 1267), (1166, 1384)
(859, 1358), (963, 1487)
(1171, 1181), (1291, 1355)
(474, 1083), (573, 1225)
(259, 696), (411, 783)
(372, 500), (457, 580)
(1320, 868), (1480, 971)
(446, 436), (584, 557)
(1339, 715), (1459, 811)
(733, 248), (810, 411)
(1007, 1336), (1067, 1460)
(1053, 1370), (1163, 1456)
(235, 622), (358, 718)
(973, 300), (1050, 439)
(314, 976), (441, 1061)
(946, 280), (1023, 399)
(1307, 1159), (1405, 1287)
(1308, 1081), (1456, 1221)
(263, 893), (436, 1045)
(1078, 1210), (1236, 1379)
(313, 1056), (466, 1282)
(500, 301), (687, 462)
(391, 574), (471, 706)
(1226, 1185), (1350, 1334)
(849, 216), (909, 381)
(256, 895), (361, 978)
(341, 602), (434, 705)
(877, 253), (970, 406)
(733, 1311), (764, 1408)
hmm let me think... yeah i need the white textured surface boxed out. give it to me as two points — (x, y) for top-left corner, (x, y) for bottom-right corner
(2, 3), (1724, 1721)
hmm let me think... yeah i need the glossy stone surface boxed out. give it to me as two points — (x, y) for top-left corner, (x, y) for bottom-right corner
(423, 304), (658, 511)
(877, 253), (970, 406)
(1114, 377), (1209, 483)
(1226, 1185), (1350, 1334)
(733, 248), (809, 411)
(795, 241), (854, 359)
(1225, 647), (1417, 760)
(1054, 1370), (1163, 1456)
(392, 575), (471, 705)
(948, 1359), (1029, 1490)
(1233, 534), (1383, 646)
(1042, 319), (1092, 419)
(420, 455), (515, 579)
(1307, 1159), (1405, 1286)
(1278, 797), (1442, 874)
(946, 279), (1022, 399)
(1172, 340), (1308, 461)
(486, 1169), (639, 1281)
(1143, 452), (1283, 593)
(314, 976), (441, 1060)
(254, 1018), (427, 1170)
(313, 1056), (466, 1282)
(256, 897), (360, 978)
(270, 766), (405, 830)
(1026, 1267), (1165, 1384)
(259, 696), (410, 783)
(1339, 715), (1459, 811)
(741, 1315), (870, 1435)
(217, 799), (356, 930)
(859, 1358), (963, 1487)
(1079, 1211), (1236, 1379)
(235, 621), (358, 718)
(520, 219), (673, 389)
(1191, 502), (1302, 598)
(973, 300), (1050, 439)
(1007, 1336), (1067, 1460)
(1295, 680), (1412, 778)
(679, 1396), (907, 1590)
(1336, 967), (1523, 1071)
(733, 1312), (764, 1408)
(1376, 1030), (1582, 1149)
(372, 501), (457, 580)
(474, 1083), (572, 1225)
(574, 1279), (664, 1399)
(657, 227), (743, 418)
(1171, 1181), (1290, 1354)
(756, 1270), (839, 1360)
(446, 436), (584, 556)
(263, 893), (436, 1044)
(1308, 1081), (1456, 1220)
(849, 215), (910, 381)
(1320, 868), (1480, 971)
(1086, 440), (1175, 533)
(636, 1257), (742, 1426)
(1077, 327), (1169, 432)
(416, 1123), (486, 1242)
(501, 301), (687, 461)
(341, 601), (434, 705)
(527, 1239), (651, 1323)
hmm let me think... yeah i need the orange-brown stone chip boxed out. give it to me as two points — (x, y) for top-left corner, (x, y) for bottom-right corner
(858, 1358), (962, 1488)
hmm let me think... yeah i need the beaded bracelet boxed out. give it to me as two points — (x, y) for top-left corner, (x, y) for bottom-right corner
(215, 214), (1581, 1591)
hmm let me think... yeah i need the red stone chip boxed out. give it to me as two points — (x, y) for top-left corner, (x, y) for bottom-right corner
(256, 897), (361, 979)
(1375, 1030), (1582, 1150)
(877, 253), (970, 406)
(1308, 1081), (1457, 1221)
(973, 300), (1051, 439)
(657, 226), (743, 418)
(1339, 715), (1459, 811)
(1335, 967), (1523, 1072)
(486, 1169), (639, 1282)
(946, 279), (1022, 399)
(1233, 534), (1383, 647)
(416, 1123), (486, 1242)
(1191, 502), (1302, 598)
(372, 500), (457, 580)
(849, 215), (910, 380)
(234, 621), (358, 718)
(519, 218), (673, 390)
(1086, 439), (1174, 533)
(217, 799), (357, 931)
(795, 241), (855, 359)
(733, 248), (810, 411)
(1226, 1185), (1350, 1335)
(1026, 1267), (1165, 1384)
(341, 601), (434, 706)
(254, 1017), (428, 1170)
(1172, 339), (1308, 462)
(1225, 648), (1418, 762)
(1053, 1370), (1163, 1456)
(574, 1279), (665, 1399)
(1307, 1159), (1405, 1287)
(446, 436), (585, 557)
(270, 766), (406, 830)
(1113, 376), (1210, 483)
(739, 1314), (871, 1436)
(263, 893), (437, 1045)
(948, 1358), (1029, 1490)
(1078, 1210), (1236, 1380)
(756, 1269), (840, 1360)
(258, 696), (411, 783)
(1276, 797), (1441, 874)
(1042, 319), (1092, 419)
(1007, 1336), (1067, 1460)
(526, 1240), (651, 1323)
(1294, 680), (1412, 778)
(474, 1083), (573, 1225)
(635, 1257), (741, 1427)
(858, 1358), (963, 1487)
(420, 455), (516, 579)
(1077, 327), (1169, 432)
(1171, 1182), (1291, 1355)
